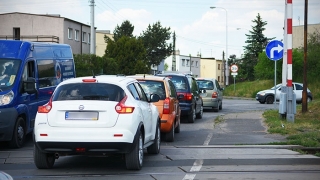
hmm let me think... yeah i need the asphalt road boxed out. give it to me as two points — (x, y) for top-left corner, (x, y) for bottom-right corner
(0, 98), (319, 180)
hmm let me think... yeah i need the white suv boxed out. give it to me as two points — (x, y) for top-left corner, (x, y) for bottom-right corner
(33, 75), (161, 170)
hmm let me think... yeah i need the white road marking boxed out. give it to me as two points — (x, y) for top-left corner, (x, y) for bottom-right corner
(182, 132), (213, 180)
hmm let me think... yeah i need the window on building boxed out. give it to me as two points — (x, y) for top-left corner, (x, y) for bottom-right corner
(75, 30), (79, 41)
(196, 61), (198, 67)
(13, 28), (20, 40)
(182, 59), (185, 66)
(218, 76), (220, 82)
(82, 32), (86, 42)
(218, 64), (220, 70)
(186, 60), (189, 66)
(68, 28), (73, 39)
(191, 61), (193, 67)
(88, 33), (91, 44)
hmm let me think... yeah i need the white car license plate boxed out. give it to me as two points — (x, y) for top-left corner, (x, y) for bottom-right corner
(65, 111), (99, 120)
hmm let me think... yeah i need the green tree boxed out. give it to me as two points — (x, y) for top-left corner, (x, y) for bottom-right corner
(254, 49), (304, 82)
(254, 52), (282, 80)
(139, 21), (173, 67)
(74, 54), (105, 76)
(306, 29), (320, 81)
(239, 13), (274, 81)
(111, 20), (134, 42)
(105, 36), (148, 75)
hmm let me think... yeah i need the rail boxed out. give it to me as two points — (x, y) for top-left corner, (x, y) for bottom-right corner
(0, 35), (59, 43)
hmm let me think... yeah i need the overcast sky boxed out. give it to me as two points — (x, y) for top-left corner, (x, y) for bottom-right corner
(1, 0), (319, 59)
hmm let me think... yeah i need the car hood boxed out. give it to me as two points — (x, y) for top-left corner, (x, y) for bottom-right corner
(257, 89), (274, 94)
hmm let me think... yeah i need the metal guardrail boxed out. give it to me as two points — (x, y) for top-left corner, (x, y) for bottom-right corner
(0, 35), (59, 43)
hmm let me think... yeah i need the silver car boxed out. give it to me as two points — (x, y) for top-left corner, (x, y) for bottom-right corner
(196, 78), (224, 112)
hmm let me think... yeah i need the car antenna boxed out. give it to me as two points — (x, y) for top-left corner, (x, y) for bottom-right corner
(92, 70), (96, 78)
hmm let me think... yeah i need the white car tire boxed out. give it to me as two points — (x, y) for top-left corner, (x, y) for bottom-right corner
(125, 131), (143, 170)
(33, 145), (55, 169)
(147, 121), (161, 154)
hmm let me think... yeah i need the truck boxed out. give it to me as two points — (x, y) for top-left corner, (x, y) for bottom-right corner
(0, 40), (76, 148)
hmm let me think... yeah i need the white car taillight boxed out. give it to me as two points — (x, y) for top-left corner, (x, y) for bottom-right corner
(115, 95), (135, 114)
(38, 97), (53, 113)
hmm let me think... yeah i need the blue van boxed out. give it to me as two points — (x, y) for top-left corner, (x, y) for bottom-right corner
(0, 40), (76, 148)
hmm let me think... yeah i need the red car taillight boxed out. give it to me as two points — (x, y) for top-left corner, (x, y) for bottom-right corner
(163, 98), (170, 114)
(115, 95), (135, 114)
(178, 92), (193, 101)
(38, 97), (53, 113)
(212, 92), (218, 98)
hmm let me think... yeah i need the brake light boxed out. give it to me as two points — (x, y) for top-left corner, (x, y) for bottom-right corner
(212, 92), (218, 98)
(82, 79), (96, 82)
(115, 95), (135, 114)
(163, 98), (170, 114)
(185, 93), (192, 101)
(178, 93), (193, 101)
(38, 97), (53, 113)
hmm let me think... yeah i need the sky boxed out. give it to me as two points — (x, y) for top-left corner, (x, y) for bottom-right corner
(1, 0), (319, 60)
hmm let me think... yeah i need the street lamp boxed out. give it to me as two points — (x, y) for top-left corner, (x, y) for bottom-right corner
(210, 6), (229, 86)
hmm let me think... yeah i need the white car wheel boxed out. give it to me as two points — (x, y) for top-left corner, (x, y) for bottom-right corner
(147, 121), (161, 154)
(33, 145), (55, 169)
(125, 131), (143, 170)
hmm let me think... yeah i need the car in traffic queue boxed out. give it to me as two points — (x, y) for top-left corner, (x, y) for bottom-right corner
(256, 82), (313, 104)
(129, 75), (182, 142)
(156, 72), (205, 123)
(33, 75), (161, 170)
(196, 78), (224, 112)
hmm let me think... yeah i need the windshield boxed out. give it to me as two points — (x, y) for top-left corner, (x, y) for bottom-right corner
(138, 80), (166, 100)
(0, 59), (21, 92)
(270, 84), (281, 90)
(166, 76), (188, 92)
(196, 80), (214, 90)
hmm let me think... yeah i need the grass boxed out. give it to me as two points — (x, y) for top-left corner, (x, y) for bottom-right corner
(224, 79), (274, 98)
(263, 100), (320, 147)
(223, 79), (320, 153)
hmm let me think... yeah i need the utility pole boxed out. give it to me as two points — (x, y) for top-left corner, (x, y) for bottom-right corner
(89, 0), (95, 54)
(189, 54), (192, 72)
(222, 51), (226, 87)
(302, 0), (308, 113)
(172, 32), (176, 71)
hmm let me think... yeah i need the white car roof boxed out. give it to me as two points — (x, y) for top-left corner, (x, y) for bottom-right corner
(58, 75), (137, 87)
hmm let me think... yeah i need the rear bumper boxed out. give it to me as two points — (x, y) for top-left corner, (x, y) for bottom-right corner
(160, 114), (175, 132)
(179, 102), (192, 116)
(202, 98), (219, 108)
(35, 141), (134, 154)
(34, 124), (137, 154)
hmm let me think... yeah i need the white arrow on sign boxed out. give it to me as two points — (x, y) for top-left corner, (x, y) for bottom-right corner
(270, 44), (283, 59)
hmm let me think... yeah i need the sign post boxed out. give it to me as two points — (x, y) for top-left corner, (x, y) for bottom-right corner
(265, 40), (284, 109)
(230, 64), (238, 93)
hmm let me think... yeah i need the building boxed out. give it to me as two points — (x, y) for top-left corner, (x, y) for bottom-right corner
(163, 50), (201, 77)
(0, 12), (94, 54)
(96, 30), (113, 57)
(200, 57), (224, 86)
(292, 23), (320, 49)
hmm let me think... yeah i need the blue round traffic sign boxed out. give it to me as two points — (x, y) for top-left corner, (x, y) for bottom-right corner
(265, 40), (284, 61)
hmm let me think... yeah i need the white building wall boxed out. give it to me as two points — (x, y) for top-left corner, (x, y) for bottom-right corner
(0, 12), (92, 55)
(292, 24), (320, 49)
(164, 54), (200, 77)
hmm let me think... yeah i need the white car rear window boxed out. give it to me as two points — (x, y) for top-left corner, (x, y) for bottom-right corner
(52, 83), (125, 102)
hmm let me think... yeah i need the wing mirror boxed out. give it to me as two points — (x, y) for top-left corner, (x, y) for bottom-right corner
(149, 94), (160, 102)
(24, 77), (37, 94)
